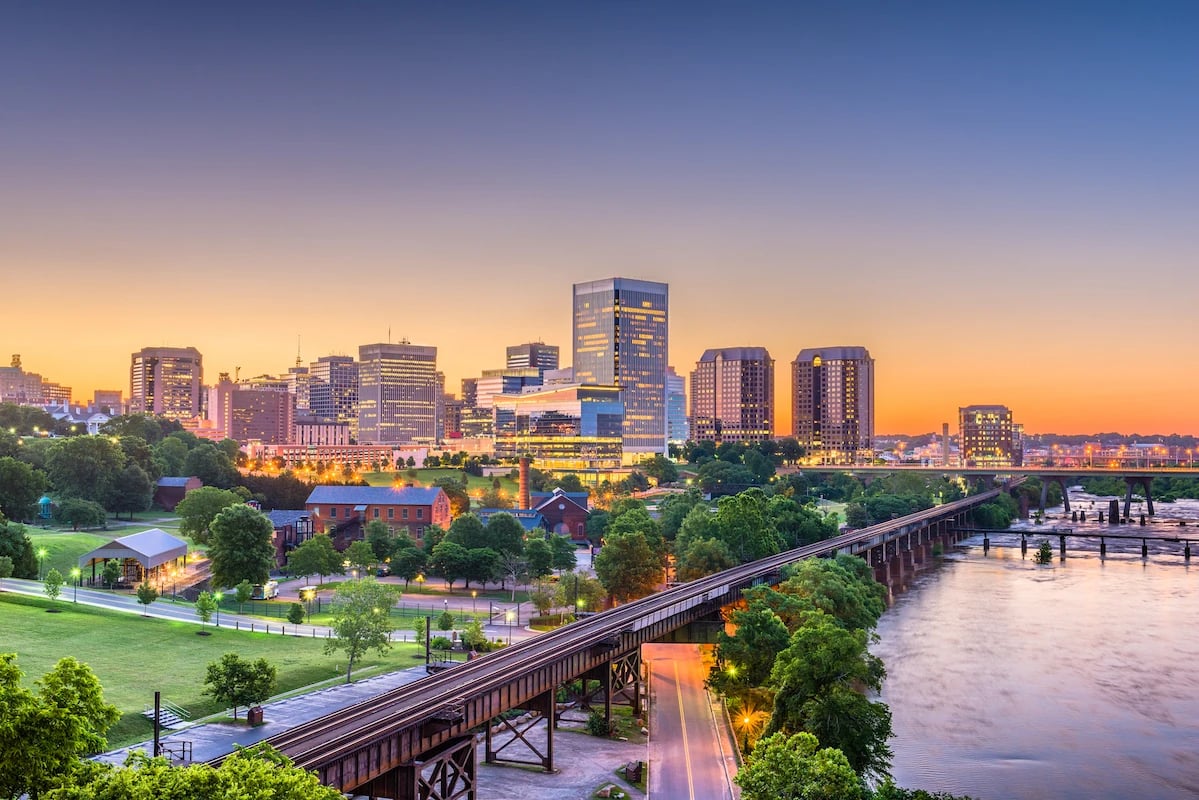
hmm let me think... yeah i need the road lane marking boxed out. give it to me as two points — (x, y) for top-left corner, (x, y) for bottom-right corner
(674, 659), (696, 799)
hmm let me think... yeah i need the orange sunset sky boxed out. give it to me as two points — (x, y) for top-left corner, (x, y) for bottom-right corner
(2, 3), (1196, 436)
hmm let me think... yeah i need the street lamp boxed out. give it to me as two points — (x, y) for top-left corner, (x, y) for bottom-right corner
(415, 573), (425, 594)
(505, 610), (515, 645)
(37, 547), (47, 580)
(741, 715), (751, 752)
(70, 567), (80, 603)
(301, 587), (316, 623)
(471, 590), (477, 616)
(214, 591), (223, 628)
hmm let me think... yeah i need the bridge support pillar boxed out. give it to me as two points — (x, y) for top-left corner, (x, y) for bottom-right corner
(362, 735), (476, 800)
(1124, 479), (1136, 520)
(485, 688), (556, 773)
(1122, 477), (1154, 518)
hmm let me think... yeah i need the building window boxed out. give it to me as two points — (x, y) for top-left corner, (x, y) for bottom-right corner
(402, 508), (409, 520)
(387, 508), (394, 519)
(330, 507), (337, 519)
(416, 508), (424, 520)
(373, 508), (380, 519)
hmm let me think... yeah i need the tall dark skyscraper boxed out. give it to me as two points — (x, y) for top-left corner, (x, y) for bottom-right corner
(572, 277), (668, 456)
(130, 346), (203, 421)
(791, 346), (874, 462)
(505, 342), (560, 377)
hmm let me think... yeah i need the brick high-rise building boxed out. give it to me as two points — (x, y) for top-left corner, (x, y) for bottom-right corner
(130, 346), (203, 420)
(791, 346), (874, 463)
(959, 405), (1017, 467)
(690, 347), (774, 443)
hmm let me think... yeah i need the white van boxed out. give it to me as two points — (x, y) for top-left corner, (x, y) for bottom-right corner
(251, 580), (279, 600)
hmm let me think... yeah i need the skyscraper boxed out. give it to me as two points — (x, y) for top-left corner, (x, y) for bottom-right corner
(666, 366), (689, 445)
(791, 346), (874, 462)
(573, 277), (668, 456)
(506, 342), (560, 377)
(959, 405), (1016, 467)
(130, 346), (203, 420)
(308, 355), (358, 429)
(357, 342), (439, 444)
(690, 347), (774, 443)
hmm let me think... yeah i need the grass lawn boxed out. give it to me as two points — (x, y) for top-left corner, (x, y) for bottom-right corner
(360, 468), (519, 494)
(25, 531), (113, 577)
(1, 592), (424, 748)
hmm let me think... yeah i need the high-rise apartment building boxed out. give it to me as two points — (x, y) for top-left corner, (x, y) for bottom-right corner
(666, 366), (688, 444)
(572, 277), (668, 456)
(506, 342), (560, 377)
(357, 342), (438, 445)
(791, 346), (874, 462)
(130, 346), (203, 420)
(959, 405), (1017, 467)
(690, 347), (774, 443)
(225, 387), (295, 444)
(308, 356), (358, 429)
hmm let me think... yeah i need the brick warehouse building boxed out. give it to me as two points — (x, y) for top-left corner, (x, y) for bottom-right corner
(305, 485), (451, 547)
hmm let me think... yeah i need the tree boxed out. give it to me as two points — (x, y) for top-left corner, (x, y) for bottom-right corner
(204, 653), (278, 720)
(44, 568), (64, 603)
(101, 559), (121, 589)
(446, 513), (488, 550)
(0, 516), (37, 578)
(480, 487), (512, 509)
(365, 519), (393, 560)
(136, 581), (158, 616)
(711, 606), (791, 694)
(287, 602), (305, 630)
(183, 443), (238, 488)
(429, 540), (469, 592)
(529, 586), (555, 616)
(736, 731), (862, 800)
(714, 489), (784, 563)
(0, 556), (12, 589)
(0, 654), (120, 800)
(767, 619), (891, 779)
(524, 538), (554, 584)
(498, 551), (528, 600)
(773, 556), (888, 633)
(593, 531), (662, 603)
(106, 464), (154, 520)
(46, 742), (344, 800)
(152, 435), (189, 477)
(431, 477), (471, 517)
(555, 570), (606, 612)
(325, 579), (399, 683)
(53, 498), (107, 531)
(676, 537), (736, 581)
(287, 535), (342, 585)
(344, 540), (376, 574)
(641, 454), (679, 485)
(462, 617), (487, 651)
(196, 591), (218, 628)
(549, 534), (577, 572)
(208, 504), (276, 590)
(697, 459), (757, 495)
(463, 547), (500, 588)
(412, 616), (427, 644)
(437, 609), (455, 631)
(176, 486), (244, 545)
(45, 436), (125, 505)
(0, 457), (47, 522)
(391, 546), (428, 590)
(235, 580), (254, 612)
(484, 513), (526, 556)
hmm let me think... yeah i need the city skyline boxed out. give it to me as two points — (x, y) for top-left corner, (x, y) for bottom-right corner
(3, 3), (1197, 435)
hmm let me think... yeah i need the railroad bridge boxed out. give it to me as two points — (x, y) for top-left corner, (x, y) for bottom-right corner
(208, 487), (1006, 799)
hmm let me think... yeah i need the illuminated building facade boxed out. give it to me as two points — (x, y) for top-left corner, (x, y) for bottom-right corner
(357, 342), (438, 445)
(572, 277), (668, 456)
(690, 347), (774, 443)
(130, 346), (203, 420)
(666, 366), (688, 444)
(791, 346), (874, 462)
(307, 355), (358, 429)
(492, 384), (624, 471)
(959, 405), (1018, 467)
(506, 342), (560, 377)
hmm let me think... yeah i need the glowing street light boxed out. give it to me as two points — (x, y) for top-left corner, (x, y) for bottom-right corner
(36, 548), (47, 580)
(214, 591), (223, 628)
(70, 567), (81, 603)
(471, 589), (477, 616)
(301, 587), (317, 622)
(415, 573), (425, 594)
(505, 609), (515, 645)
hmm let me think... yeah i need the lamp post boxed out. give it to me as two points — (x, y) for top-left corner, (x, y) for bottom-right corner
(741, 715), (751, 752)
(302, 588), (316, 623)
(471, 590), (477, 617)
(70, 567), (80, 603)
(214, 591), (223, 628)
(505, 610), (515, 645)
(37, 547), (47, 580)
(416, 573), (425, 594)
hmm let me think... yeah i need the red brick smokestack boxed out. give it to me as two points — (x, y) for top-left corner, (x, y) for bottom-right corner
(519, 456), (531, 510)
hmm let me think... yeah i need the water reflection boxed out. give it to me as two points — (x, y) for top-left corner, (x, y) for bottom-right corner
(874, 491), (1199, 799)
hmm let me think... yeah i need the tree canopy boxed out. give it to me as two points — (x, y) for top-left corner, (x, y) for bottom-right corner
(208, 504), (275, 589)
(736, 731), (862, 800)
(593, 531), (661, 603)
(325, 579), (399, 683)
(175, 486), (244, 545)
(204, 653), (277, 719)
(286, 535), (342, 584)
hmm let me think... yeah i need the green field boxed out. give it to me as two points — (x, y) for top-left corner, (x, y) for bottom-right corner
(1, 592), (424, 748)
(26, 524), (203, 580)
(360, 468), (519, 494)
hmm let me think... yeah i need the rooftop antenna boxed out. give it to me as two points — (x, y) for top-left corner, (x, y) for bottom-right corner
(296, 335), (302, 367)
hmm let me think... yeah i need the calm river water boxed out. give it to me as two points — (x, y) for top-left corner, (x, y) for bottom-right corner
(874, 492), (1199, 799)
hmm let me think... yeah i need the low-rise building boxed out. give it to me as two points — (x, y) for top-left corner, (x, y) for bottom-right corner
(305, 485), (452, 546)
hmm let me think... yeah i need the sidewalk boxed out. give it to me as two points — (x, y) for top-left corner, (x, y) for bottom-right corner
(98, 664), (432, 765)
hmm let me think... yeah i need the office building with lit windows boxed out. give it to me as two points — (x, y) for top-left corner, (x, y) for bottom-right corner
(791, 346), (874, 462)
(666, 366), (688, 444)
(357, 342), (439, 445)
(506, 342), (560, 377)
(130, 346), (203, 421)
(572, 277), (668, 457)
(308, 355), (358, 430)
(959, 405), (1018, 467)
(690, 347), (774, 443)
(492, 384), (624, 471)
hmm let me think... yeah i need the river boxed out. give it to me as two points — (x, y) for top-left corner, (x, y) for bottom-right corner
(873, 491), (1199, 799)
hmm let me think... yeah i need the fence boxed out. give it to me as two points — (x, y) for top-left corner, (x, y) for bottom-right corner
(221, 598), (511, 624)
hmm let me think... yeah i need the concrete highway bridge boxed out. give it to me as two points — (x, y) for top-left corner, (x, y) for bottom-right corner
(208, 487), (1009, 799)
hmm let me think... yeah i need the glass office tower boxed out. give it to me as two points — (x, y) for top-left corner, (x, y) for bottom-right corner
(357, 342), (439, 445)
(572, 278), (668, 456)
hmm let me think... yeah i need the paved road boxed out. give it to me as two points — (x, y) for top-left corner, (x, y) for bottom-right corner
(645, 643), (738, 800)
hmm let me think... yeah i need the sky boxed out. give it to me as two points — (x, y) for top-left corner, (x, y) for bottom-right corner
(2, 1), (1196, 435)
